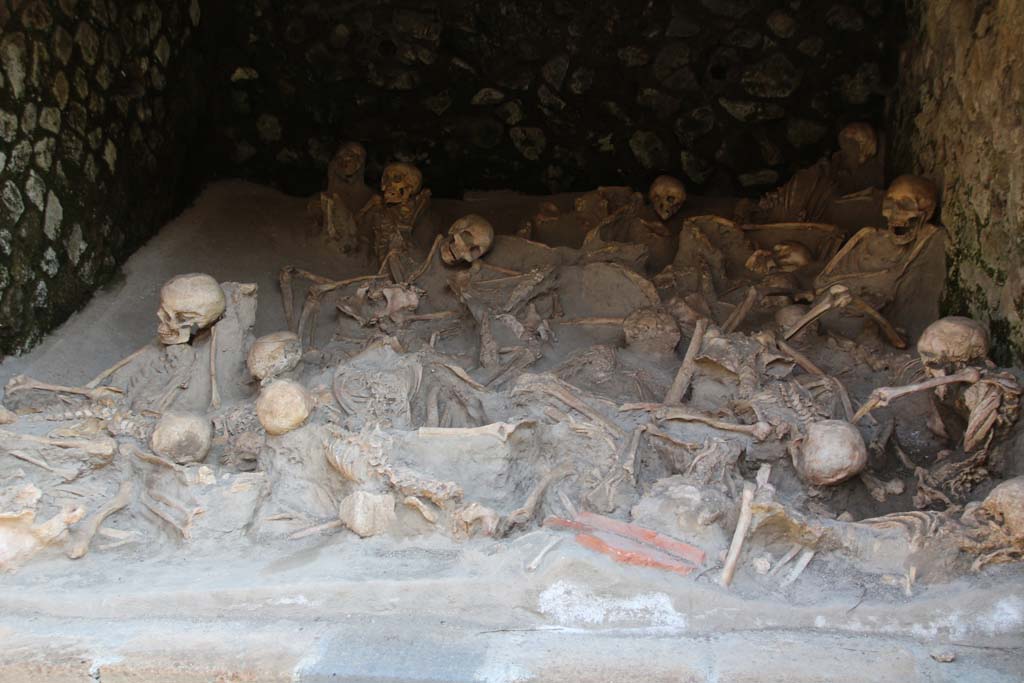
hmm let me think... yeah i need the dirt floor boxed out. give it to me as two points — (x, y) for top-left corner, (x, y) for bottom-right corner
(0, 180), (1022, 682)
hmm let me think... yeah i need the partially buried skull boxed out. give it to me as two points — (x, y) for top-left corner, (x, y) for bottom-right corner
(157, 273), (226, 345)
(648, 176), (687, 222)
(150, 412), (212, 464)
(256, 380), (313, 436)
(440, 214), (495, 266)
(793, 420), (867, 486)
(333, 141), (366, 180)
(247, 331), (302, 384)
(623, 307), (680, 355)
(882, 175), (938, 234)
(916, 316), (989, 379)
(381, 162), (423, 205)
(837, 122), (878, 166)
(982, 476), (1024, 539)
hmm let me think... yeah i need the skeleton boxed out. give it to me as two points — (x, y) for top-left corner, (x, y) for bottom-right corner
(810, 175), (944, 342)
(358, 162), (432, 268)
(853, 317), (1021, 453)
(308, 142), (372, 252)
(440, 214), (495, 266)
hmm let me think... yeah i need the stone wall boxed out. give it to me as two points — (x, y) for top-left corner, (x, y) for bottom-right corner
(890, 0), (1024, 365)
(206, 0), (903, 198)
(0, 0), (210, 354)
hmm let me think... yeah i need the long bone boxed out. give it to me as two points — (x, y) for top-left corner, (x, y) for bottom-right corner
(5, 375), (123, 402)
(280, 265), (384, 339)
(6, 449), (79, 481)
(66, 480), (134, 559)
(851, 367), (982, 424)
(0, 428), (116, 457)
(783, 284), (906, 349)
(621, 404), (774, 441)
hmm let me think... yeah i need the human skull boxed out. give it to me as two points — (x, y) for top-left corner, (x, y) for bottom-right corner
(771, 241), (812, 272)
(157, 273), (226, 345)
(917, 316), (989, 378)
(256, 380), (314, 435)
(882, 175), (938, 233)
(981, 476), (1024, 539)
(648, 176), (687, 221)
(150, 412), (212, 464)
(381, 162), (423, 205)
(792, 420), (867, 486)
(247, 331), (302, 383)
(837, 122), (878, 165)
(334, 141), (366, 179)
(623, 307), (681, 355)
(440, 214), (495, 266)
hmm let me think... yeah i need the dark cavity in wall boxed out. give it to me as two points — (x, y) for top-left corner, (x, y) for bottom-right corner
(203, 0), (905, 198)
(1, 0), (908, 355)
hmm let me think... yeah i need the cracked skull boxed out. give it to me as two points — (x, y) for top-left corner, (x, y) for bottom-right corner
(648, 176), (687, 221)
(837, 122), (878, 165)
(882, 175), (938, 234)
(917, 316), (990, 379)
(247, 331), (303, 383)
(623, 307), (680, 355)
(793, 420), (867, 486)
(381, 162), (423, 205)
(156, 273), (226, 345)
(440, 214), (495, 266)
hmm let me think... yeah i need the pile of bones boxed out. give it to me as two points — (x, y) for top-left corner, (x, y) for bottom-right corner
(2, 125), (1022, 594)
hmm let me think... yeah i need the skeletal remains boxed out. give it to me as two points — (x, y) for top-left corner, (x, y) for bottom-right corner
(2, 130), (1022, 600)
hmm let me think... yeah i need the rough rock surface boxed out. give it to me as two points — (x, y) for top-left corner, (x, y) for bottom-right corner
(204, 1), (900, 198)
(890, 0), (1024, 365)
(0, 0), (210, 354)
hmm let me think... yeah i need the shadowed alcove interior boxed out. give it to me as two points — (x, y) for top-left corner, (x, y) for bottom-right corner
(0, 0), (1021, 360)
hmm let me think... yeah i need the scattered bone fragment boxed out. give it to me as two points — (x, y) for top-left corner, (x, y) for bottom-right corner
(338, 491), (396, 537)
(780, 549), (815, 587)
(0, 429), (116, 457)
(664, 318), (708, 404)
(526, 537), (562, 573)
(6, 450), (79, 482)
(720, 482), (755, 588)
(403, 496), (437, 524)
(65, 480), (134, 559)
(1, 482), (85, 572)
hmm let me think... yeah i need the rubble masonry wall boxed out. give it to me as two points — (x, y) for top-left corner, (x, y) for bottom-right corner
(890, 0), (1024, 365)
